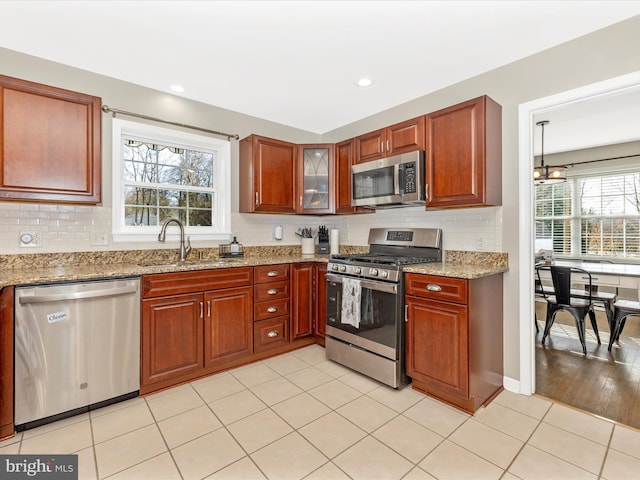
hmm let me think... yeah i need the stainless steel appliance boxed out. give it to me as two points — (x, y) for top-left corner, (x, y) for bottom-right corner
(325, 228), (442, 388)
(351, 150), (425, 208)
(14, 277), (140, 430)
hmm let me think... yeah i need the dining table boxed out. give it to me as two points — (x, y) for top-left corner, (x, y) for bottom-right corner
(536, 259), (640, 344)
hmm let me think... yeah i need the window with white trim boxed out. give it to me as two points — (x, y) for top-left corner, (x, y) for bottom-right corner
(111, 119), (231, 242)
(535, 171), (640, 259)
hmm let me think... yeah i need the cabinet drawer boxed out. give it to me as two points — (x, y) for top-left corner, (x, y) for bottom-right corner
(405, 273), (468, 304)
(142, 267), (253, 298)
(254, 281), (290, 302)
(254, 264), (290, 284)
(254, 316), (289, 353)
(254, 298), (290, 321)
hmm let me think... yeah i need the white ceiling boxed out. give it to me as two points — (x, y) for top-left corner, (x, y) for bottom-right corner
(1, 0), (640, 148)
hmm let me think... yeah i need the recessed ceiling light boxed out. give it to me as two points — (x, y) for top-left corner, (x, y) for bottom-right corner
(357, 78), (374, 87)
(170, 85), (185, 93)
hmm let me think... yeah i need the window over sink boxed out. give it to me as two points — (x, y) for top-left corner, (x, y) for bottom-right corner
(535, 170), (640, 259)
(111, 118), (231, 242)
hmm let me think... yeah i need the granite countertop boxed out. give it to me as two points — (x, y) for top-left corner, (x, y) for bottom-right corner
(403, 262), (509, 279)
(0, 247), (508, 288)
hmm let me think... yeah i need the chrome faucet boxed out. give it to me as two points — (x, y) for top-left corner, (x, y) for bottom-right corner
(158, 218), (192, 262)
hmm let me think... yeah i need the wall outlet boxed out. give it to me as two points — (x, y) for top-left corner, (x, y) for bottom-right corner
(475, 236), (486, 251)
(90, 230), (109, 246)
(19, 231), (42, 247)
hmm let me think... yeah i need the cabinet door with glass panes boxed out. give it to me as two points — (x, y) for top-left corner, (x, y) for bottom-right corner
(297, 144), (335, 214)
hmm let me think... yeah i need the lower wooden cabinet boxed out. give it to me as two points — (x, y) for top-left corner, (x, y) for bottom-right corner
(0, 287), (14, 439)
(254, 264), (291, 352)
(254, 316), (290, 353)
(291, 263), (314, 340)
(405, 273), (503, 413)
(205, 286), (253, 366)
(314, 264), (327, 339)
(140, 262), (328, 394)
(142, 293), (204, 386)
(141, 268), (253, 392)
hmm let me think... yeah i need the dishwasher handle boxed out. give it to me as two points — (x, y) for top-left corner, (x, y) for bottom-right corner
(18, 284), (139, 305)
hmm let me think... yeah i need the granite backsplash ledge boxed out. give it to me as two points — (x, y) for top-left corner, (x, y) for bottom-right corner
(0, 247), (506, 271)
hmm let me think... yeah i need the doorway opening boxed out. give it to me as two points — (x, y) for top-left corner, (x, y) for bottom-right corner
(518, 71), (640, 426)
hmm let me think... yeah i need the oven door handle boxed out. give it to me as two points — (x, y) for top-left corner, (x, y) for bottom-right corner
(326, 273), (397, 294)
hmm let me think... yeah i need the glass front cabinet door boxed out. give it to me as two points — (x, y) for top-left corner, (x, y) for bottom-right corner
(298, 144), (335, 214)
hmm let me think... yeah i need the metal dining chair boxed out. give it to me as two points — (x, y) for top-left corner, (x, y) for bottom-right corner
(608, 284), (640, 351)
(536, 265), (601, 355)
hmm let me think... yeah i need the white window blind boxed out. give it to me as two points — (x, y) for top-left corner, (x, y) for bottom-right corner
(535, 171), (640, 259)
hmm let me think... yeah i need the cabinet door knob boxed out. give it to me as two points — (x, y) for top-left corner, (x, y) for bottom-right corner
(267, 330), (279, 338)
(267, 271), (278, 277)
(267, 288), (278, 295)
(426, 284), (442, 292)
(267, 306), (277, 313)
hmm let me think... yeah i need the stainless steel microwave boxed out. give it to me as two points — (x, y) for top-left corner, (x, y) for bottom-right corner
(351, 150), (425, 208)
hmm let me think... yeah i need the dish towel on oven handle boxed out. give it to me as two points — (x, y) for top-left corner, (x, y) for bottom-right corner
(341, 277), (361, 328)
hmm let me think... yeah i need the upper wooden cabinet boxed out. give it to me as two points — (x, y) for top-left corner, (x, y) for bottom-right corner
(355, 116), (425, 163)
(297, 144), (334, 214)
(239, 135), (297, 214)
(334, 139), (372, 215)
(0, 74), (101, 204)
(425, 96), (502, 209)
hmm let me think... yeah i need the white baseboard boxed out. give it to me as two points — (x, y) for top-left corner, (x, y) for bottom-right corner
(503, 376), (522, 394)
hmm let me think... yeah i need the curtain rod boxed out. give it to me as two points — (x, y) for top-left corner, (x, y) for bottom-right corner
(101, 105), (240, 140)
(563, 153), (640, 168)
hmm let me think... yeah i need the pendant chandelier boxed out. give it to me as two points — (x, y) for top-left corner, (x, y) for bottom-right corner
(533, 120), (566, 184)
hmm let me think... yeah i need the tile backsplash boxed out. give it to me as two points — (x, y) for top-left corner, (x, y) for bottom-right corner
(0, 201), (503, 255)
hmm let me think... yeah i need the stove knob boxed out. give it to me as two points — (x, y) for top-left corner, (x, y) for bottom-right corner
(332, 264), (339, 271)
(380, 270), (389, 278)
(339, 265), (347, 272)
(353, 267), (361, 274)
(370, 268), (379, 276)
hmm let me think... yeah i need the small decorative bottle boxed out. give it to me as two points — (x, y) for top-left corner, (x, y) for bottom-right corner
(230, 236), (240, 255)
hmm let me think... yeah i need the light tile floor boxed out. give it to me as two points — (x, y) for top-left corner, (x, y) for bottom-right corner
(2, 344), (640, 479)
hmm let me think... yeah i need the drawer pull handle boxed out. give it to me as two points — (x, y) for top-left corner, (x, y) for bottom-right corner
(267, 330), (279, 338)
(426, 284), (442, 292)
(267, 288), (278, 295)
(267, 271), (278, 277)
(267, 306), (277, 313)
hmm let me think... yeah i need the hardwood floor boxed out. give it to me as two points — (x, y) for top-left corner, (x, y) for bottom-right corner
(535, 302), (640, 430)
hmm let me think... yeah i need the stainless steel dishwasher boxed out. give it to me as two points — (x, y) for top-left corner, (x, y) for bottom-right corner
(14, 277), (140, 430)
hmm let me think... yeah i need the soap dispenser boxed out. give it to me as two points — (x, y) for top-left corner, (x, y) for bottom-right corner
(230, 236), (240, 255)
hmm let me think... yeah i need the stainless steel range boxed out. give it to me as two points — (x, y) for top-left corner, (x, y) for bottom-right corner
(325, 227), (442, 388)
